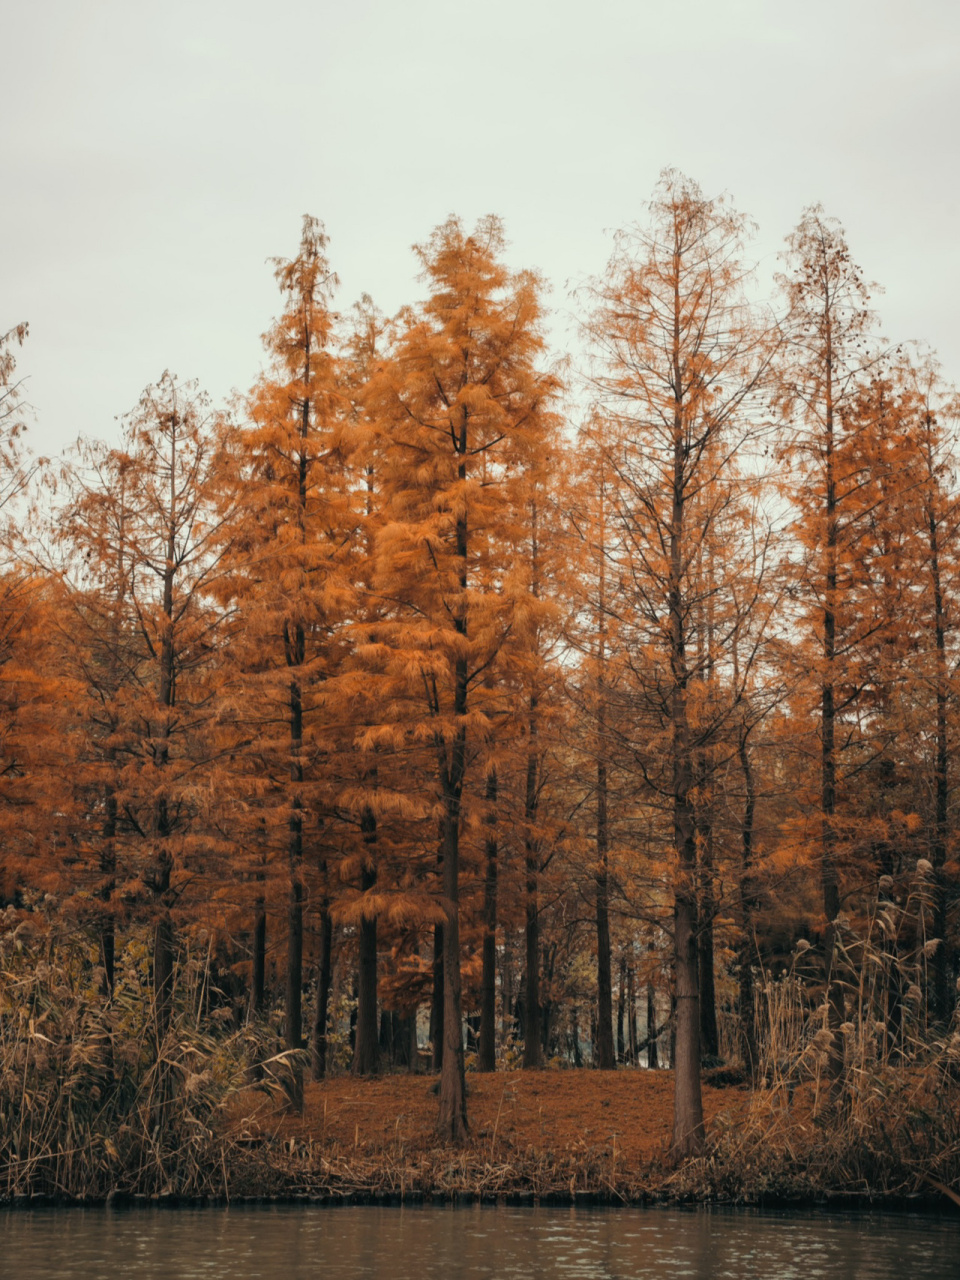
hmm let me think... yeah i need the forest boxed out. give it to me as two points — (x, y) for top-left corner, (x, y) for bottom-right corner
(2, 170), (959, 1205)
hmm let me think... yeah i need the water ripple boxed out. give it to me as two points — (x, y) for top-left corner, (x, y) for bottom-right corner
(1, 1204), (957, 1279)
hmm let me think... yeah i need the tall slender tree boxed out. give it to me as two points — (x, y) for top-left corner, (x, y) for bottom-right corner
(910, 364), (960, 1024)
(56, 445), (140, 993)
(58, 374), (235, 1035)
(568, 414), (633, 1071)
(584, 171), (774, 1156)
(776, 208), (880, 1083)
(365, 215), (559, 1139)
(217, 215), (353, 1094)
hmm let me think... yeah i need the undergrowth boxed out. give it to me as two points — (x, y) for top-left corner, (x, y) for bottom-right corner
(3, 872), (960, 1206)
(678, 871), (960, 1205)
(0, 916), (287, 1201)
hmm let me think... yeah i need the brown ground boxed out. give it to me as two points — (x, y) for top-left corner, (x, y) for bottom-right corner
(221, 1070), (960, 1203)
(231, 1068), (747, 1166)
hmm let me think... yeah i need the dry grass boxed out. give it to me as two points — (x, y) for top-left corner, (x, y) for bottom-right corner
(669, 893), (960, 1206)
(4, 884), (960, 1206)
(0, 920), (281, 1202)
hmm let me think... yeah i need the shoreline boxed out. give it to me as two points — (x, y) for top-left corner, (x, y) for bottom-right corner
(1, 1188), (954, 1213)
(5, 1067), (959, 1214)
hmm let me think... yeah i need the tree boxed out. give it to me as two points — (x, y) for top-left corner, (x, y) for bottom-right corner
(55, 444), (142, 992)
(218, 215), (353, 1093)
(565, 413), (624, 1069)
(364, 214), (559, 1139)
(0, 322), (50, 894)
(584, 171), (774, 1157)
(340, 295), (394, 1079)
(58, 374), (236, 1036)
(908, 361), (960, 1024)
(509, 462), (573, 1069)
(776, 208), (881, 1083)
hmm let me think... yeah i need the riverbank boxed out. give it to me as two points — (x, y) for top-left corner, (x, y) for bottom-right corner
(208, 1066), (959, 1211)
(220, 1068), (745, 1205)
(5, 1058), (960, 1210)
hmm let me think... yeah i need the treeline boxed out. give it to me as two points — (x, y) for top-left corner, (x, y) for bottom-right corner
(2, 172), (959, 1158)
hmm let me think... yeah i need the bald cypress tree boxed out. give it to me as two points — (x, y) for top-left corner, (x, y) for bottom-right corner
(584, 171), (774, 1157)
(364, 215), (559, 1139)
(218, 216), (355, 1099)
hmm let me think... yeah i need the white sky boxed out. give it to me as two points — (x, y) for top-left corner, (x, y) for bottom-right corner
(5, 0), (960, 458)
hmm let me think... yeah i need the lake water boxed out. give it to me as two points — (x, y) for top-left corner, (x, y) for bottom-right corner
(1, 1204), (957, 1278)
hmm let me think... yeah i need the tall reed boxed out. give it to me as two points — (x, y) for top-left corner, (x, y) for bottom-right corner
(691, 864), (960, 1200)
(0, 915), (278, 1200)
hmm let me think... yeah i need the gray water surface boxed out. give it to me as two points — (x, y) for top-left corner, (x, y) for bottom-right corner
(1, 1205), (957, 1279)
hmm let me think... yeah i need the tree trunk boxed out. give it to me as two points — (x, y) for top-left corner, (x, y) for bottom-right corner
(627, 963), (637, 1063)
(668, 468), (703, 1152)
(737, 731), (759, 1083)
(595, 749), (615, 1069)
(616, 954), (626, 1063)
(431, 922), (444, 1072)
(100, 511), (126, 1002)
(570, 1005), (583, 1066)
(821, 359), (845, 1092)
(540, 942), (557, 1059)
(283, 356), (311, 1109)
(437, 807), (468, 1140)
(436, 468), (469, 1140)
(284, 662), (306, 1110)
(479, 769), (498, 1072)
(388, 1010), (409, 1068)
(669, 990), (677, 1071)
(696, 553), (719, 1064)
(673, 878), (703, 1152)
(152, 524), (177, 1043)
(646, 977), (659, 1069)
(667, 307), (704, 1155)
(522, 700), (542, 1070)
(285, 865), (304, 1108)
(502, 946), (514, 1048)
(697, 810), (719, 1062)
(311, 907), (333, 1079)
(151, 811), (174, 1038)
(522, 872), (541, 1068)
(594, 506), (616, 1070)
(378, 1010), (392, 1064)
(926, 481), (953, 1024)
(353, 806), (379, 1075)
(408, 1009), (420, 1073)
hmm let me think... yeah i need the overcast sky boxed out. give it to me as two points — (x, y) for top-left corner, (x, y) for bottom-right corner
(5, 0), (959, 458)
